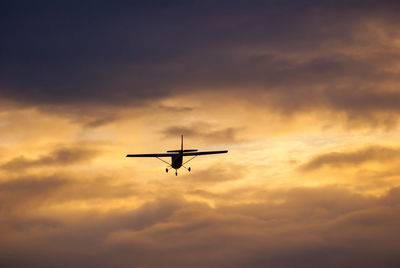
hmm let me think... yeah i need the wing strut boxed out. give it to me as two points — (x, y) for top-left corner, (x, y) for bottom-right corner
(156, 157), (171, 165)
(183, 155), (197, 166)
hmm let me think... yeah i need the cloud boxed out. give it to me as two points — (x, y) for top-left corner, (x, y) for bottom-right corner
(101, 187), (400, 267)
(299, 145), (400, 172)
(0, 174), (140, 213)
(2, 1), (400, 267)
(1, 147), (100, 171)
(0, 175), (68, 212)
(2, 0), (400, 128)
(179, 163), (246, 184)
(2, 186), (400, 267)
(161, 122), (242, 144)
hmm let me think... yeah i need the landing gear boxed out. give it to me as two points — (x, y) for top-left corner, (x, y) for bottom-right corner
(175, 171), (178, 176)
(166, 168), (168, 173)
(182, 165), (191, 172)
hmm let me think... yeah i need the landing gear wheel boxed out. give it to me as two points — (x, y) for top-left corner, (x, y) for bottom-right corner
(188, 167), (191, 172)
(175, 171), (178, 176)
(166, 168), (168, 173)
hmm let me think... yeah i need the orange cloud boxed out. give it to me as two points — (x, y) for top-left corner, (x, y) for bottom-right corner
(299, 145), (400, 172)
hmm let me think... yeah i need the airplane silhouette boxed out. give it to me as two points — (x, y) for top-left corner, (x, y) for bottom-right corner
(126, 135), (228, 175)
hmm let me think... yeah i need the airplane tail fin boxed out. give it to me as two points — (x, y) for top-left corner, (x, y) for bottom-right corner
(181, 135), (183, 151)
(165, 135), (197, 153)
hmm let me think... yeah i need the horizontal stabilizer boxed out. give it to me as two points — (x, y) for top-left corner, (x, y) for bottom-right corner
(183, 150), (228, 156)
(126, 153), (175, 157)
(166, 149), (198, 153)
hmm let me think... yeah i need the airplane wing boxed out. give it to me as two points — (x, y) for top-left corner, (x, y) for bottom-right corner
(126, 153), (175, 157)
(182, 150), (228, 156)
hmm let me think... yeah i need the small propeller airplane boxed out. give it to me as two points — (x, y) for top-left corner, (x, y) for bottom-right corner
(126, 135), (228, 175)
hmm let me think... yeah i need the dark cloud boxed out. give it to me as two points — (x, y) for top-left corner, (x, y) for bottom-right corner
(162, 122), (242, 144)
(2, 0), (400, 127)
(8, 217), (61, 232)
(0, 175), (68, 213)
(39, 105), (123, 128)
(2, 186), (400, 267)
(0, 174), (139, 213)
(299, 145), (400, 172)
(1, 147), (100, 171)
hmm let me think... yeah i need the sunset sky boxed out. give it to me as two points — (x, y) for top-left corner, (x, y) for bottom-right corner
(1, 1), (400, 267)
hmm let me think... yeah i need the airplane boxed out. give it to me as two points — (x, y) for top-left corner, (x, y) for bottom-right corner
(126, 135), (228, 175)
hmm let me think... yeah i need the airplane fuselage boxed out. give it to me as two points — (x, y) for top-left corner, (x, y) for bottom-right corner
(171, 153), (183, 169)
